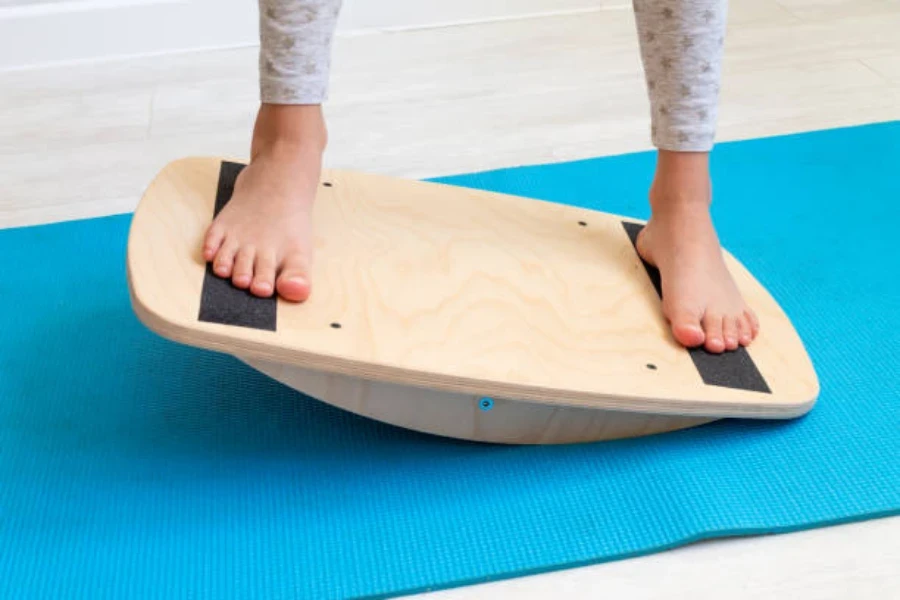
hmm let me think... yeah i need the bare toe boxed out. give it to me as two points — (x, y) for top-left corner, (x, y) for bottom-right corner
(231, 246), (256, 289)
(203, 223), (226, 262)
(213, 238), (240, 279)
(738, 314), (753, 346)
(746, 309), (760, 339)
(668, 307), (705, 348)
(723, 316), (740, 351)
(276, 253), (312, 302)
(251, 250), (277, 298)
(702, 313), (726, 353)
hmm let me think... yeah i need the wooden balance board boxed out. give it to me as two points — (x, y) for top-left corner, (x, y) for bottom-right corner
(126, 157), (819, 445)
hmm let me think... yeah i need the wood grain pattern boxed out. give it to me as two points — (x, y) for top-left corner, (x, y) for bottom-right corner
(127, 157), (819, 421)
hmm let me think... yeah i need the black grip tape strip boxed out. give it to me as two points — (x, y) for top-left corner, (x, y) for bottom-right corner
(622, 221), (770, 393)
(198, 161), (277, 331)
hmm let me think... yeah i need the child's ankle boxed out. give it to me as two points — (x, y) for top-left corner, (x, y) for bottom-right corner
(251, 103), (328, 160)
(650, 150), (712, 213)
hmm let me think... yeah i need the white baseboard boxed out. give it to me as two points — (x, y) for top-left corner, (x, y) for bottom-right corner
(0, 0), (613, 71)
(338, 0), (614, 32)
(0, 0), (256, 70)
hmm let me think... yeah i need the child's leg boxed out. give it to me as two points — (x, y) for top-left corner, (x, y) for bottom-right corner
(204, 0), (343, 301)
(632, 0), (758, 353)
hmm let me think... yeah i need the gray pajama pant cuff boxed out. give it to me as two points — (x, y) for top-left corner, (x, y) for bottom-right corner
(260, 78), (329, 105)
(258, 0), (342, 105)
(635, 0), (727, 153)
(651, 111), (719, 152)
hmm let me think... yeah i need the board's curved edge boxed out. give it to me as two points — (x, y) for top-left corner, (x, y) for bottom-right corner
(126, 156), (820, 421)
(125, 310), (819, 420)
(128, 259), (818, 421)
(126, 157), (193, 339)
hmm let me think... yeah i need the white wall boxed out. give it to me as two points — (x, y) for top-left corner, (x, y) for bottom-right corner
(0, 0), (610, 70)
(0, 0), (70, 6)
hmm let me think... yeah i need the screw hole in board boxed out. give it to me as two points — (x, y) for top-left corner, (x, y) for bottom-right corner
(578, 221), (587, 227)
(323, 182), (333, 187)
(646, 363), (657, 370)
(330, 322), (342, 329)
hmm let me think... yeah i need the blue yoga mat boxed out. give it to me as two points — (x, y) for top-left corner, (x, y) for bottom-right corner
(2, 122), (899, 599)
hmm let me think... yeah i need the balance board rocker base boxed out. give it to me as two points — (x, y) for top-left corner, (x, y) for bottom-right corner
(241, 357), (714, 444)
(126, 158), (819, 445)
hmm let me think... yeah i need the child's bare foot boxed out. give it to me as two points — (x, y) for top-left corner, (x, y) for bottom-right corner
(635, 151), (759, 354)
(202, 104), (327, 302)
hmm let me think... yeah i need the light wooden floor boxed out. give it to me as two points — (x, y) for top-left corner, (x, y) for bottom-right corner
(1, 0), (899, 229)
(1, 0), (898, 597)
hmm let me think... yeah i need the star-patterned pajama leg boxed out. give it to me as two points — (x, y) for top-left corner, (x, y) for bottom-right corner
(633, 0), (728, 152)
